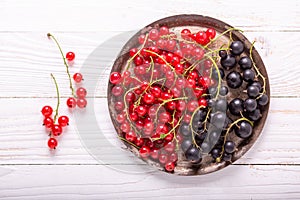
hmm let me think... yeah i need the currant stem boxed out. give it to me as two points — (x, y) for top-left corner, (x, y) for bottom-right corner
(47, 33), (76, 97)
(50, 73), (60, 122)
(204, 28), (243, 48)
(118, 136), (140, 149)
(216, 117), (253, 162)
(250, 41), (267, 97)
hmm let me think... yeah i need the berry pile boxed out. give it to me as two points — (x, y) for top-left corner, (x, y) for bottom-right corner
(108, 25), (269, 173)
(41, 34), (87, 149)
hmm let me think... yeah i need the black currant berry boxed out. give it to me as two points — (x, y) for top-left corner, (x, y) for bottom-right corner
(219, 50), (227, 59)
(247, 108), (262, 121)
(208, 99), (216, 107)
(244, 98), (257, 112)
(193, 109), (207, 122)
(239, 56), (252, 70)
(219, 86), (228, 96)
(229, 98), (244, 116)
(215, 99), (228, 112)
(201, 141), (211, 153)
(224, 141), (235, 154)
(247, 85), (260, 98)
(249, 81), (262, 92)
(185, 146), (202, 164)
(181, 139), (192, 152)
(209, 87), (217, 97)
(226, 71), (243, 89)
(221, 54), (236, 70)
(258, 94), (269, 106)
(179, 123), (191, 137)
(208, 130), (221, 145)
(211, 68), (225, 80)
(230, 41), (244, 55)
(223, 153), (232, 162)
(211, 112), (226, 129)
(211, 148), (221, 159)
(235, 120), (253, 138)
(243, 69), (255, 82)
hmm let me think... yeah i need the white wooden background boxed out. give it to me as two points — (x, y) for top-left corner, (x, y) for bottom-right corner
(0, 0), (300, 199)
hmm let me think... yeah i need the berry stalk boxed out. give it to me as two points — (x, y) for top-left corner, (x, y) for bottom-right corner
(47, 33), (76, 97)
(50, 73), (60, 122)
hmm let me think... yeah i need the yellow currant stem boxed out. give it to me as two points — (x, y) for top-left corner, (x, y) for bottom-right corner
(204, 28), (243, 48)
(216, 117), (253, 163)
(125, 34), (149, 71)
(118, 136), (140, 149)
(47, 33), (76, 97)
(250, 41), (267, 98)
(50, 73), (60, 123)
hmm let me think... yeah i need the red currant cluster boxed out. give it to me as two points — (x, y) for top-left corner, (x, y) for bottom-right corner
(109, 26), (218, 172)
(41, 33), (88, 149)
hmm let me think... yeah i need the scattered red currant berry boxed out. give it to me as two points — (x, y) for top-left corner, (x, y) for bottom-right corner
(52, 124), (62, 136)
(109, 72), (122, 84)
(73, 73), (83, 83)
(66, 52), (75, 61)
(77, 98), (87, 108)
(76, 87), (87, 98)
(58, 116), (69, 127)
(41, 106), (53, 117)
(48, 138), (58, 149)
(66, 97), (77, 108)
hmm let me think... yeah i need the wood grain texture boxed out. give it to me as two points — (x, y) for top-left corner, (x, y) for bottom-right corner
(0, 165), (300, 200)
(0, 0), (299, 31)
(0, 32), (300, 97)
(0, 98), (299, 165)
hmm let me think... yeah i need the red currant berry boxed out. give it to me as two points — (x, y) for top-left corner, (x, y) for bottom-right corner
(149, 29), (159, 41)
(135, 137), (145, 147)
(134, 56), (143, 66)
(58, 115), (69, 127)
(136, 105), (147, 117)
(41, 106), (53, 117)
(159, 112), (171, 123)
(66, 52), (75, 61)
(116, 113), (126, 124)
(139, 146), (150, 158)
(176, 100), (186, 112)
(166, 40), (176, 51)
(43, 117), (54, 129)
(181, 29), (191, 40)
(73, 73), (83, 83)
(129, 112), (138, 121)
(195, 31), (208, 45)
(165, 162), (175, 172)
(150, 148), (160, 160)
(109, 72), (122, 84)
(187, 100), (199, 112)
(143, 93), (155, 104)
(164, 133), (174, 142)
(66, 97), (76, 108)
(192, 47), (204, 60)
(52, 124), (62, 136)
(150, 86), (162, 98)
(77, 98), (87, 108)
(129, 48), (138, 57)
(138, 34), (146, 44)
(206, 28), (216, 40)
(111, 85), (124, 97)
(114, 101), (124, 112)
(198, 98), (208, 107)
(169, 152), (178, 162)
(125, 130), (137, 143)
(76, 87), (87, 98)
(48, 138), (58, 149)
(164, 141), (176, 152)
(120, 122), (130, 133)
(159, 26), (169, 36)
(159, 152), (168, 164)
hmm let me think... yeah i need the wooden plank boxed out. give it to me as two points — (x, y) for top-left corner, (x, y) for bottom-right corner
(0, 0), (299, 31)
(0, 97), (299, 165)
(0, 31), (300, 98)
(0, 165), (299, 199)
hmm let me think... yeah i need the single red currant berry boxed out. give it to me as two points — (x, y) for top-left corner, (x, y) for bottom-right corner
(52, 124), (62, 136)
(73, 73), (83, 83)
(143, 93), (155, 104)
(176, 100), (186, 112)
(43, 117), (54, 129)
(135, 137), (145, 147)
(111, 85), (124, 97)
(134, 56), (143, 66)
(144, 121), (154, 133)
(149, 29), (159, 41)
(150, 148), (160, 160)
(120, 122), (130, 133)
(187, 100), (199, 112)
(166, 40), (176, 51)
(136, 105), (147, 117)
(41, 106), (53, 117)
(138, 34), (146, 44)
(76, 87), (87, 98)
(192, 47), (204, 60)
(159, 112), (171, 123)
(125, 130), (137, 143)
(66, 52), (75, 61)
(159, 26), (169, 36)
(77, 98), (87, 108)
(195, 31), (208, 45)
(181, 29), (191, 40)
(169, 152), (178, 162)
(150, 86), (162, 98)
(48, 138), (58, 149)
(116, 113), (126, 124)
(66, 97), (76, 108)
(159, 152), (168, 164)
(58, 115), (69, 127)
(129, 48), (138, 57)
(164, 133), (174, 142)
(129, 112), (138, 122)
(139, 146), (150, 158)
(164, 141), (176, 152)
(109, 72), (122, 84)
(198, 98), (208, 107)
(165, 162), (175, 172)
(206, 28), (216, 40)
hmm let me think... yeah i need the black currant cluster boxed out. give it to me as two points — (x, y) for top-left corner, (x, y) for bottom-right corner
(180, 40), (269, 164)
